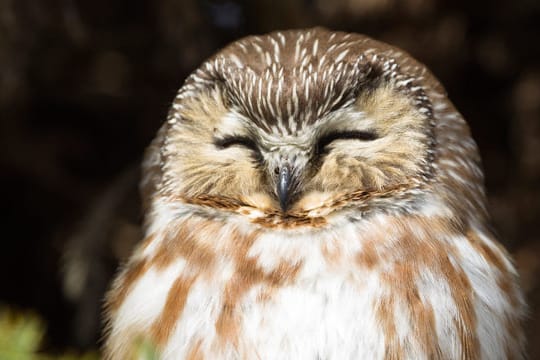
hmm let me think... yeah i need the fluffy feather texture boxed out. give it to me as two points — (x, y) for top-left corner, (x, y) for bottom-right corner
(104, 28), (525, 359)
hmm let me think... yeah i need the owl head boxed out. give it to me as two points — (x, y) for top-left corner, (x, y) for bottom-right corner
(142, 28), (487, 228)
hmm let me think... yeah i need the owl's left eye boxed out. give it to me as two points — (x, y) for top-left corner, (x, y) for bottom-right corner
(316, 130), (378, 155)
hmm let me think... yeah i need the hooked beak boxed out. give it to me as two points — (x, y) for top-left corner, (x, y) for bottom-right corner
(277, 164), (292, 212)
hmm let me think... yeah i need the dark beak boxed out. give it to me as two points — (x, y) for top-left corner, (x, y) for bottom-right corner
(277, 164), (292, 212)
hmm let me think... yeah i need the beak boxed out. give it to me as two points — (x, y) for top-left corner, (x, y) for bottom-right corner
(277, 164), (292, 212)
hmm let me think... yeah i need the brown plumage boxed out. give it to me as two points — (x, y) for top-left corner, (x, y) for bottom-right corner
(104, 28), (525, 359)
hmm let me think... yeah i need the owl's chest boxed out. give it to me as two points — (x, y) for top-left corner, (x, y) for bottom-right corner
(164, 265), (384, 359)
(231, 270), (385, 359)
(157, 224), (419, 358)
(109, 217), (522, 360)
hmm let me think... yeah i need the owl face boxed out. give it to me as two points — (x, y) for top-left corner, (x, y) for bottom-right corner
(160, 38), (434, 217)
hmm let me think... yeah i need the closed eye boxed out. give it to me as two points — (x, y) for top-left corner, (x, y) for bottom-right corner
(215, 135), (258, 150)
(214, 135), (262, 161)
(316, 130), (378, 155)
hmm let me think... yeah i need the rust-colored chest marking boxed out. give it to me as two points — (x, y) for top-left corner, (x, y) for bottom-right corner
(354, 216), (479, 359)
(177, 183), (415, 229)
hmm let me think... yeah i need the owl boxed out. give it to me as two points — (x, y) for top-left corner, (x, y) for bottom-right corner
(103, 28), (525, 359)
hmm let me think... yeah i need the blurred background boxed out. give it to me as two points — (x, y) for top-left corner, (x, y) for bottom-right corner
(0, 0), (539, 357)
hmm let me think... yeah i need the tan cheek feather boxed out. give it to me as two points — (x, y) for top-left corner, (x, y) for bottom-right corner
(292, 191), (335, 212)
(165, 91), (267, 199)
(310, 85), (429, 194)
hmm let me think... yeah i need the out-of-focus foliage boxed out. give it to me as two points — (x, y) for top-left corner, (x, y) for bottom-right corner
(0, 307), (99, 359)
(0, 307), (44, 358)
(0, 307), (162, 359)
(133, 338), (160, 360)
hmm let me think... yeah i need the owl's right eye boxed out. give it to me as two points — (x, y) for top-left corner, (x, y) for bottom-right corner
(214, 135), (260, 154)
(215, 136), (263, 163)
(214, 135), (262, 161)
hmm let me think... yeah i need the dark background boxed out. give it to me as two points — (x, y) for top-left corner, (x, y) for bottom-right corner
(1, 0), (539, 356)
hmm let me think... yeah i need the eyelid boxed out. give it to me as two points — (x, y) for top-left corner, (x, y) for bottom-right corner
(215, 135), (259, 151)
(316, 130), (378, 153)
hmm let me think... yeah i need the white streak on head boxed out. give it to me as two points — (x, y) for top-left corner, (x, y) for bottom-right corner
(229, 54), (244, 68)
(312, 38), (319, 56)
